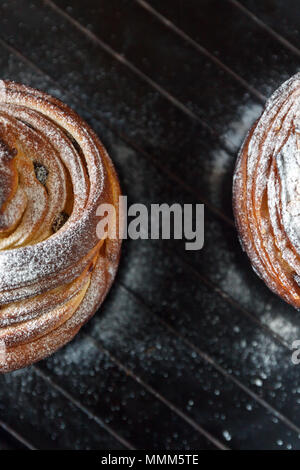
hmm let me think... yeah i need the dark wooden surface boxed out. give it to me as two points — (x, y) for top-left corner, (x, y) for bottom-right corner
(0, 0), (300, 450)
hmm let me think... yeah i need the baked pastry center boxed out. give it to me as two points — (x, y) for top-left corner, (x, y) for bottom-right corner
(0, 80), (122, 372)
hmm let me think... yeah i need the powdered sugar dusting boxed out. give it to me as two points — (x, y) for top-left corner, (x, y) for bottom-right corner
(233, 72), (300, 308)
(0, 340), (6, 367)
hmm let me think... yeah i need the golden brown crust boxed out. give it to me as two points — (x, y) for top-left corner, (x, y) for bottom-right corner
(233, 73), (300, 309)
(0, 80), (122, 372)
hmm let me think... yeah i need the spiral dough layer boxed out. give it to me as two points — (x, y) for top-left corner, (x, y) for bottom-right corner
(233, 73), (300, 309)
(0, 80), (122, 372)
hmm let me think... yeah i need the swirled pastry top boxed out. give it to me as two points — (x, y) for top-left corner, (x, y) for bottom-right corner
(233, 73), (300, 309)
(0, 80), (121, 372)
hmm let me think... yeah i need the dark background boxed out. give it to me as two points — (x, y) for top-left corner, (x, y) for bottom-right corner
(0, 0), (300, 450)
